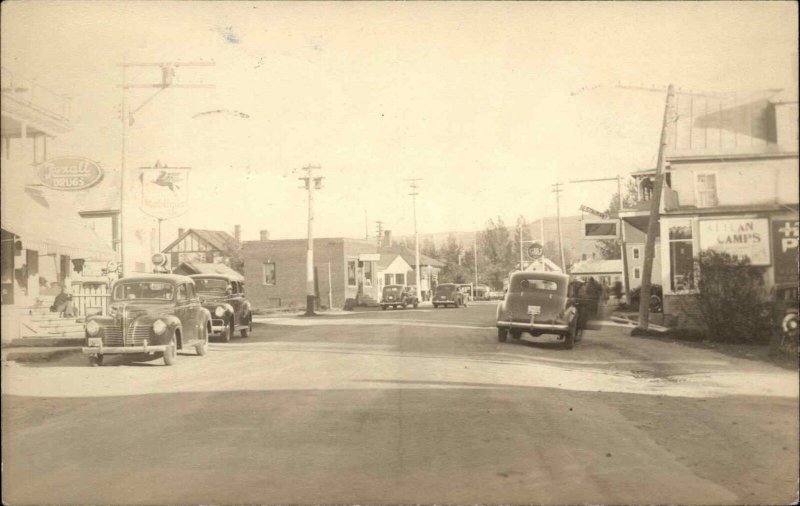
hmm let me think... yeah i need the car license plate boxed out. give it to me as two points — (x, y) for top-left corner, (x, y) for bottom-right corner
(527, 305), (541, 316)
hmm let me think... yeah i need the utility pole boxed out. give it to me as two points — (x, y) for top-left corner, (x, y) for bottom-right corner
(117, 59), (214, 277)
(639, 84), (675, 331)
(539, 217), (546, 270)
(406, 178), (423, 301)
(473, 232), (479, 292)
(519, 224), (524, 270)
(569, 174), (631, 300)
(552, 183), (566, 272)
(299, 165), (323, 316)
(364, 210), (369, 241)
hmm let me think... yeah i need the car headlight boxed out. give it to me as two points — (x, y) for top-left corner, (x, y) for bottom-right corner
(215, 306), (225, 317)
(783, 314), (798, 332)
(152, 319), (167, 335)
(86, 320), (100, 336)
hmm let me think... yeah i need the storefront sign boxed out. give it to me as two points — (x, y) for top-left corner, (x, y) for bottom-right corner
(582, 220), (619, 240)
(358, 253), (381, 262)
(36, 157), (103, 191)
(140, 166), (191, 219)
(772, 219), (799, 284)
(699, 218), (770, 266)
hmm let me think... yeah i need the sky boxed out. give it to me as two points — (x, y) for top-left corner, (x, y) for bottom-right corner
(2, 1), (797, 241)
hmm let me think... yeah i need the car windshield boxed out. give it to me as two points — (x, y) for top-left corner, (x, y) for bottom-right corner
(113, 281), (174, 301)
(194, 278), (229, 293)
(514, 278), (560, 292)
(436, 285), (456, 294)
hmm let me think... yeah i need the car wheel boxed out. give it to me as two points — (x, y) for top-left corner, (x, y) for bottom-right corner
(433, 304), (438, 309)
(88, 354), (103, 367)
(223, 319), (233, 343)
(240, 315), (251, 338)
(195, 325), (209, 356)
(381, 305), (387, 310)
(402, 302), (408, 309)
(498, 328), (508, 342)
(413, 302), (418, 309)
(564, 320), (576, 350)
(510, 329), (522, 339)
(163, 336), (178, 366)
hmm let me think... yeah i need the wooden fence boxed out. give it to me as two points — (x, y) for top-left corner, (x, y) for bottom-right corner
(71, 283), (110, 317)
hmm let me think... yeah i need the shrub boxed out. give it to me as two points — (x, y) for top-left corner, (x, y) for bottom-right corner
(696, 250), (771, 344)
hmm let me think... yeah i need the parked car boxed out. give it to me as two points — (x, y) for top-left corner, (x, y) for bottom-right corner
(474, 284), (491, 301)
(381, 284), (419, 310)
(82, 274), (212, 366)
(432, 283), (467, 308)
(495, 271), (584, 349)
(190, 274), (253, 342)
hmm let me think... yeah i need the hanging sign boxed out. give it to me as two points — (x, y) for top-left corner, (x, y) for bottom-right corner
(699, 218), (770, 266)
(772, 219), (799, 284)
(36, 157), (104, 191)
(580, 205), (610, 220)
(140, 165), (191, 220)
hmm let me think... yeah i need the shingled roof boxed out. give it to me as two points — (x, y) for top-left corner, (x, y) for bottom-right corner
(162, 228), (239, 253)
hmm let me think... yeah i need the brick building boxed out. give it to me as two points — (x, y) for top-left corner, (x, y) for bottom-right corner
(242, 237), (380, 309)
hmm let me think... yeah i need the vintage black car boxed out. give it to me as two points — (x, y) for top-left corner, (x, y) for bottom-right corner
(190, 274), (253, 342)
(495, 271), (584, 348)
(82, 274), (212, 366)
(432, 283), (467, 308)
(773, 282), (798, 354)
(381, 284), (419, 310)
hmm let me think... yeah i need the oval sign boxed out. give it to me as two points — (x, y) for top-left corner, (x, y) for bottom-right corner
(36, 157), (103, 191)
(527, 242), (543, 259)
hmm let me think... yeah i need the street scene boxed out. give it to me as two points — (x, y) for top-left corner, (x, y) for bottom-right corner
(1, 2), (799, 505)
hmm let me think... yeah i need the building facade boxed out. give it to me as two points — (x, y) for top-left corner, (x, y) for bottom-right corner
(242, 237), (380, 309)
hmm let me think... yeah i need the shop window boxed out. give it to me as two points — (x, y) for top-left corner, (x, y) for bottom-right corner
(634, 267), (641, 280)
(696, 173), (718, 208)
(262, 262), (276, 285)
(347, 260), (357, 286)
(669, 221), (696, 291)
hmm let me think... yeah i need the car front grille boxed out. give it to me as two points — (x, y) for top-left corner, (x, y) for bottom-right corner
(102, 321), (150, 347)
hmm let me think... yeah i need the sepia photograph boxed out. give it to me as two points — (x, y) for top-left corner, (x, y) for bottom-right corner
(1, 1), (798, 504)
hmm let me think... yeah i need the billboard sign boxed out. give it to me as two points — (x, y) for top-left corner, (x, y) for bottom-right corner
(140, 166), (191, 220)
(699, 218), (770, 266)
(582, 220), (619, 240)
(772, 219), (799, 284)
(36, 157), (103, 191)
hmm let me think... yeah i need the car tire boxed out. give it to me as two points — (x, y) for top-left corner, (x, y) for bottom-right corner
(433, 304), (438, 309)
(498, 328), (508, 342)
(223, 319), (233, 343)
(564, 320), (576, 350)
(195, 325), (209, 356)
(240, 315), (251, 338)
(413, 302), (418, 309)
(163, 336), (177, 366)
(88, 354), (103, 367)
(510, 329), (522, 340)
(402, 302), (408, 309)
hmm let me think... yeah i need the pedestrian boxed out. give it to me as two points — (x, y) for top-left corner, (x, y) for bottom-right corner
(50, 284), (76, 318)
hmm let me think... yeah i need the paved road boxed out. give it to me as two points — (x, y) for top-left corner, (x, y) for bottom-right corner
(2, 303), (798, 504)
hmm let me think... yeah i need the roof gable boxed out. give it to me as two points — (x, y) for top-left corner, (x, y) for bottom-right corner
(163, 228), (238, 253)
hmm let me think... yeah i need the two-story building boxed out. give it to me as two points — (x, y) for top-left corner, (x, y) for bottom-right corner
(639, 87), (799, 328)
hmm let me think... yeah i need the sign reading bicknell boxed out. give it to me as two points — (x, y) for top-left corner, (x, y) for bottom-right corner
(699, 218), (770, 266)
(140, 166), (191, 220)
(36, 157), (103, 191)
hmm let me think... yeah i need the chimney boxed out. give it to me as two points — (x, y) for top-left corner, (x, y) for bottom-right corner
(178, 228), (185, 238)
(260, 230), (270, 241)
(234, 224), (241, 243)
(383, 230), (391, 248)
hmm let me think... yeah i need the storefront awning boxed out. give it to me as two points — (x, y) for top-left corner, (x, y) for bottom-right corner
(1, 185), (117, 262)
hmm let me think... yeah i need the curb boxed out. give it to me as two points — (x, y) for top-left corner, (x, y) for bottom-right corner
(2, 346), (81, 363)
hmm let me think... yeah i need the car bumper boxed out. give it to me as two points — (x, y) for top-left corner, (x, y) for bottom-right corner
(496, 320), (569, 332)
(210, 319), (226, 335)
(82, 343), (168, 355)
